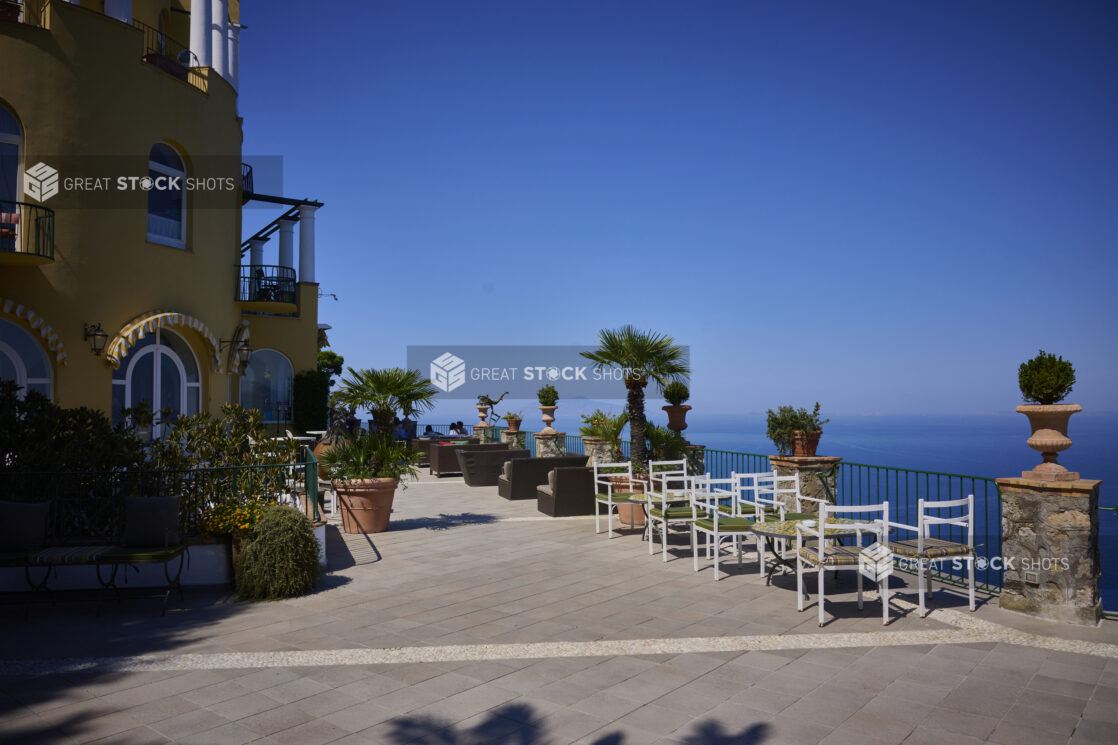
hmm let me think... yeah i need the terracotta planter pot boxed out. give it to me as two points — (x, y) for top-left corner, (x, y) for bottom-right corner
(505, 418), (522, 433)
(607, 474), (648, 528)
(791, 430), (822, 457)
(313, 439), (333, 480)
(334, 478), (399, 533)
(1016, 404), (1081, 480)
(539, 405), (558, 435)
(662, 404), (692, 432)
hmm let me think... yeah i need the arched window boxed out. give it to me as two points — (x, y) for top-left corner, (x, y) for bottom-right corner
(239, 349), (294, 423)
(0, 318), (52, 399)
(111, 328), (201, 436)
(147, 142), (186, 248)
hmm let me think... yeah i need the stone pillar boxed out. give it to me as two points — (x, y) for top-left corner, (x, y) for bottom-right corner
(226, 23), (240, 91)
(474, 424), (495, 444)
(189, 0), (212, 67)
(298, 205), (317, 283)
(501, 430), (526, 450)
(996, 477), (1102, 626)
(582, 437), (612, 466)
(277, 218), (296, 271)
(211, 0), (229, 79)
(768, 455), (842, 514)
(536, 432), (566, 458)
(248, 237), (266, 269)
(685, 444), (706, 475)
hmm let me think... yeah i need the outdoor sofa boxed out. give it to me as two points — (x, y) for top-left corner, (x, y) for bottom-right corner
(536, 466), (595, 516)
(497, 455), (589, 500)
(458, 449), (532, 487)
(412, 436), (479, 465)
(429, 442), (509, 477)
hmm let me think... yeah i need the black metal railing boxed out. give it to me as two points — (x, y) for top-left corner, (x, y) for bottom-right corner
(238, 264), (297, 306)
(131, 19), (207, 91)
(0, 200), (54, 260)
(241, 162), (254, 203)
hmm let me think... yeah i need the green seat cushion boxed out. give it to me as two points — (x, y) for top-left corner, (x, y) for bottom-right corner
(694, 516), (757, 532)
(798, 544), (862, 566)
(649, 506), (703, 520)
(596, 492), (642, 502)
(101, 544), (187, 563)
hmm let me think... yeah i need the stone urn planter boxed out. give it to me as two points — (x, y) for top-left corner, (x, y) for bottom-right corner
(791, 430), (821, 457)
(539, 405), (558, 435)
(662, 404), (692, 432)
(1016, 404), (1081, 480)
(476, 405), (490, 429)
(334, 478), (399, 533)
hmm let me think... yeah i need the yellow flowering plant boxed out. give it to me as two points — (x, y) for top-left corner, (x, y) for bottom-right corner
(199, 495), (272, 538)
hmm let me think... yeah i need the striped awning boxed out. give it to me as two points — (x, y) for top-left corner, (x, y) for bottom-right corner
(0, 297), (68, 365)
(105, 311), (223, 372)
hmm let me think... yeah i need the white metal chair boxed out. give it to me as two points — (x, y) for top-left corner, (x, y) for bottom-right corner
(796, 501), (891, 626)
(889, 495), (976, 617)
(646, 460), (693, 559)
(593, 462), (647, 538)
(691, 475), (758, 579)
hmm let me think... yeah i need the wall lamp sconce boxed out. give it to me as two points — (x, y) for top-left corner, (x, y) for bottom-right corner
(220, 338), (253, 368)
(84, 323), (108, 356)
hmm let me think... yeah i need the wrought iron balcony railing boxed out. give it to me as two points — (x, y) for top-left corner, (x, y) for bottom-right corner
(0, 200), (55, 264)
(237, 265), (297, 309)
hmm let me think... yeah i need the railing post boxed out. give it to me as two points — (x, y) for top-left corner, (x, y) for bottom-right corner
(768, 455), (843, 514)
(996, 476), (1102, 625)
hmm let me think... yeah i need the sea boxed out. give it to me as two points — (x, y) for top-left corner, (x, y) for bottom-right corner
(426, 409), (1118, 609)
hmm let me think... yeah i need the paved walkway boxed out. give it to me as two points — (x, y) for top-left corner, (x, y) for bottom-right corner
(1, 474), (1116, 745)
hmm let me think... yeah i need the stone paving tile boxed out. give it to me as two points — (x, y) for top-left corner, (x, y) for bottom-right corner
(173, 721), (261, 745)
(1070, 718), (1118, 745)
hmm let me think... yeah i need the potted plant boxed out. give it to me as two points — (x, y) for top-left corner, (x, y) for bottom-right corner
(538, 384), (559, 434)
(313, 399), (357, 479)
(661, 381), (692, 431)
(1017, 350), (1080, 479)
(501, 411), (523, 433)
(646, 422), (688, 460)
(319, 433), (419, 533)
(766, 402), (829, 457)
(579, 409), (628, 464)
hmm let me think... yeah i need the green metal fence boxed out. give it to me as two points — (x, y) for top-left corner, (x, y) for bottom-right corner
(0, 447), (318, 538)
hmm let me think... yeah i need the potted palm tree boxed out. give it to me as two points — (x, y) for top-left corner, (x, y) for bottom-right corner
(538, 384), (559, 434)
(766, 402), (829, 456)
(661, 381), (691, 431)
(1017, 350), (1079, 480)
(319, 434), (419, 533)
(580, 325), (691, 470)
(334, 367), (439, 437)
(579, 409), (628, 464)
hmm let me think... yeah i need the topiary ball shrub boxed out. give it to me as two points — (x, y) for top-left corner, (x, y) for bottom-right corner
(1018, 350), (1076, 405)
(235, 505), (320, 601)
(662, 381), (690, 406)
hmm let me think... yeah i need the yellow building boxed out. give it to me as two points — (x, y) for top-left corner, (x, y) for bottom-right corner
(1, 0), (324, 432)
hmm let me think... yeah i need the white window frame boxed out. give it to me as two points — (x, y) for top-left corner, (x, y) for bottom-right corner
(1, 105), (23, 239)
(146, 142), (187, 249)
(0, 321), (53, 400)
(111, 328), (201, 435)
(239, 348), (294, 423)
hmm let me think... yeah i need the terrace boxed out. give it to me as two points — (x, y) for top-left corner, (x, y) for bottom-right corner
(2, 463), (1116, 745)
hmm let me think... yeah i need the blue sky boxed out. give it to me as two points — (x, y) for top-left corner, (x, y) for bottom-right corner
(238, 1), (1118, 417)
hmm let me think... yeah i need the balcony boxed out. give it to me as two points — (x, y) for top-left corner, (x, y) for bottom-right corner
(237, 265), (298, 314)
(0, 200), (54, 266)
(132, 19), (208, 93)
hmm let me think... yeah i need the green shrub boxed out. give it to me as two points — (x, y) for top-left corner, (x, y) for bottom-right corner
(294, 369), (330, 433)
(662, 381), (690, 406)
(1018, 350), (1076, 405)
(537, 384), (559, 406)
(235, 505), (320, 601)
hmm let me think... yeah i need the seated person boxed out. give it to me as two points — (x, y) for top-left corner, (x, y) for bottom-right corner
(394, 422), (409, 439)
(422, 425), (437, 437)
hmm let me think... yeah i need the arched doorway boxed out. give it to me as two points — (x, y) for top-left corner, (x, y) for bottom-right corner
(111, 327), (201, 436)
(0, 317), (52, 398)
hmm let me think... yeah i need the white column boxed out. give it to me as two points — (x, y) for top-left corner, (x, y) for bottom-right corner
(298, 205), (317, 283)
(226, 23), (240, 92)
(188, 0), (210, 66)
(249, 237), (266, 270)
(277, 219), (295, 271)
(211, 0), (229, 79)
(104, 0), (131, 23)
(189, 0), (211, 67)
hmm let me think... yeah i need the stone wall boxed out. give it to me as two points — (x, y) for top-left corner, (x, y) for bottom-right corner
(500, 430), (526, 450)
(768, 455), (842, 515)
(535, 433), (566, 458)
(996, 477), (1102, 626)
